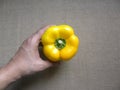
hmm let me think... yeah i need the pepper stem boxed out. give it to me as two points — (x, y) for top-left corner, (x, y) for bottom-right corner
(55, 38), (66, 49)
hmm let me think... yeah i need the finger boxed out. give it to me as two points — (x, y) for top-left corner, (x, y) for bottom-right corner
(42, 60), (61, 68)
(36, 25), (50, 37)
(42, 60), (53, 68)
(33, 25), (55, 46)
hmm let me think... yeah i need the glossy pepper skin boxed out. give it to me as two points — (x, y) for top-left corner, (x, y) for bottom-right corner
(41, 25), (79, 62)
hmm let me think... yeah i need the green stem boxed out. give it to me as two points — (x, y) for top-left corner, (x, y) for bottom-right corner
(55, 38), (66, 49)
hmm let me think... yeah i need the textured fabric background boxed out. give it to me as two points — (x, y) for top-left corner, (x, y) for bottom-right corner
(0, 0), (120, 90)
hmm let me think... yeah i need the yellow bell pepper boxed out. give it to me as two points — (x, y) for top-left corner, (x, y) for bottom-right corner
(41, 25), (79, 62)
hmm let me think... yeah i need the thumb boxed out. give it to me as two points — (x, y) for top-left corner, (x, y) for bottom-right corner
(33, 25), (53, 46)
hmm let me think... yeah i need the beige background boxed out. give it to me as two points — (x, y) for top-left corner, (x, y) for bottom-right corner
(0, 0), (120, 90)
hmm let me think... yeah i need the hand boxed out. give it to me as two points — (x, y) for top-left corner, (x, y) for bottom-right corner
(0, 25), (58, 89)
(7, 25), (54, 76)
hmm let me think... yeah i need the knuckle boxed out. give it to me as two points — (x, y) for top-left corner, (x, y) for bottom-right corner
(22, 38), (32, 46)
(27, 37), (36, 46)
(22, 35), (37, 48)
(28, 38), (32, 44)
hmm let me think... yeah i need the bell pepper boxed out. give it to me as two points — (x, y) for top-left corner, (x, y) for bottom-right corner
(41, 25), (79, 62)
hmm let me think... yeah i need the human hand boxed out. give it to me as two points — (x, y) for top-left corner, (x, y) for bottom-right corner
(7, 25), (55, 76)
(0, 25), (58, 89)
